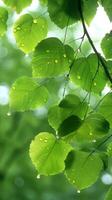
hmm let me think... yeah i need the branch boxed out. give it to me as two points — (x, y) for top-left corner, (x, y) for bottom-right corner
(78, 0), (112, 84)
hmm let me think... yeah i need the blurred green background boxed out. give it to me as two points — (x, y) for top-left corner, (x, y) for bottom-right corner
(0, 0), (112, 199)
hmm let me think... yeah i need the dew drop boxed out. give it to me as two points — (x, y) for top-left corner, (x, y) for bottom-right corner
(44, 139), (48, 143)
(92, 139), (96, 143)
(7, 112), (11, 116)
(46, 50), (50, 53)
(33, 19), (38, 24)
(37, 174), (40, 179)
(55, 59), (58, 64)
(16, 26), (21, 30)
(47, 61), (50, 64)
(94, 82), (96, 86)
(77, 75), (81, 80)
(89, 132), (93, 136)
(77, 190), (81, 194)
(39, 138), (43, 141)
(63, 54), (66, 58)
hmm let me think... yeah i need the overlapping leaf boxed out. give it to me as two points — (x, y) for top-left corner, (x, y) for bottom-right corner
(65, 151), (103, 190)
(32, 38), (74, 78)
(13, 14), (47, 53)
(9, 76), (49, 111)
(70, 54), (106, 93)
(101, 0), (112, 22)
(48, 0), (81, 29)
(29, 132), (73, 175)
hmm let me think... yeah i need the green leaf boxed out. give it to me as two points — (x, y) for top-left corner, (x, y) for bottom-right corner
(65, 151), (103, 190)
(32, 38), (74, 78)
(0, 7), (8, 37)
(58, 115), (82, 137)
(101, 0), (112, 21)
(48, 94), (88, 131)
(83, 0), (98, 25)
(86, 113), (110, 137)
(3, 0), (32, 13)
(98, 93), (112, 127)
(101, 32), (112, 59)
(13, 14), (47, 53)
(70, 54), (106, 93)
(105, 186), (112, 200)
(29, 132), (73, 175)
(48, 0), (81, 29)
(9, 76), (49, 111)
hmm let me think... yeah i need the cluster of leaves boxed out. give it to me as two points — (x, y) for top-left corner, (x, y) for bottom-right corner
(1, 0), (112, 198)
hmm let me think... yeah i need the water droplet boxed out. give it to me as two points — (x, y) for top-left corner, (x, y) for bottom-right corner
(77, 190), (81, 194)
(20, 43), (24, 47)
(39, 138), (43, 141)
(94, 82), (96, 86)
(77, 75), (81, 80)
(37, 174), (40, 179)
(72, 180), (75, 184)
(63, 54), (66, 58)
(44, 139), (48, 143)
(89, 132), (93, 136)
(55, 59), (58, 64)
(92, 139), (96, 143)
(46, 50), (50, 53)
(47, 61), (50, 64)
(33, 19), (38, 24)
(7, 112), (11, 116)
(69, 59), (72, 63)
(16, 26), (20, 30)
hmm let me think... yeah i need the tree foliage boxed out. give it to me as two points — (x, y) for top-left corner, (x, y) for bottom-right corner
(1, 0), (112, 198)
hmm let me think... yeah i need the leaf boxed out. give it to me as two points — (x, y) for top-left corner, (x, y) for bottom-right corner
(65, 151), (103, 190)
(83, 0), (98, 25)
(86, 113), (110, 137)
(58, 115), (82, 137)
(0, 7), (8, 37)
(105, 186), (112, 200)
(101, 0), (112, 22)
(2, 0), (32, 13)
(29, 132), (73, 175)
(48, 0), (81, 29)
(32, 38), (74, 78)
(70, 54), (106, 93)
(13, 14), (47, 53)
(9, 76), (49, 111)
(48, 94), (88, 131)
(101, 32), (112, 59)
(98, 93), (112, 127)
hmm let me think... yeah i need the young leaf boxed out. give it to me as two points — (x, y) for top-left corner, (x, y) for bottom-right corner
(32, 38), (74, 78)
(0, 7), (8, 37)
(13, 14), (47, 53)
(101, 0), (112, 22)
(70, 54), (106, 93)
(9, 76), (49, 111)
(83, 0), (98, 25)
(65, 151), (103, 190)
(48, 0), (81, 29)
(2, 0), (32, 13)
(98, 93), (112, 127)
(105, 186), (112, 200)
(29, 132), (73, 175)
(101, 32), (112, 59)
